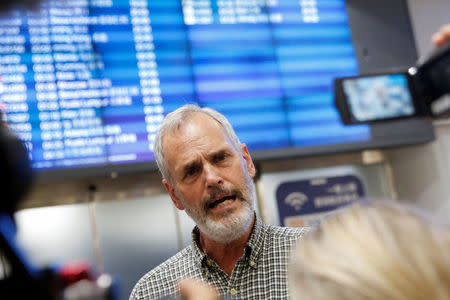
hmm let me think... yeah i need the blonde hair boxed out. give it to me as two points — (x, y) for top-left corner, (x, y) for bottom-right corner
(289, 201), (450, 300)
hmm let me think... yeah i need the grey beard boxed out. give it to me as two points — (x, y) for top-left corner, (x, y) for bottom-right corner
(185, 177), (257, 244)
(197, 199), (254, 244)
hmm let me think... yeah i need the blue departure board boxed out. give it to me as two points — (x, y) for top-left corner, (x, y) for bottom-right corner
(0, 0), (370, 172)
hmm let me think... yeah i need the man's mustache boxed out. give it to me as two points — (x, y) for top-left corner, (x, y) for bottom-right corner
(202, 187), (245, 211)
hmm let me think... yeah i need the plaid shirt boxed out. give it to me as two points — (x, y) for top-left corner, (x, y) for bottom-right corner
(130, 215), (308, 300)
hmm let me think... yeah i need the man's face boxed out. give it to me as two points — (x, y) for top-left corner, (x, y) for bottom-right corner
(162, 113), (256, 244)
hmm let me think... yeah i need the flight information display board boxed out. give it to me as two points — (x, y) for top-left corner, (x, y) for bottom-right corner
(0, 0), (369, 172)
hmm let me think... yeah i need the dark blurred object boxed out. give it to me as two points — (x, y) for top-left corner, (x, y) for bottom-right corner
(0, 112), (33, 216)
(0, 113), (52, 299)
(0, 0), (40, 13)
(0, 114), (119, 299)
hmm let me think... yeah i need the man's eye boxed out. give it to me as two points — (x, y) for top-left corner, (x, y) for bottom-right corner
(185, 167), (198, 177)
(214, 153), (226, 162)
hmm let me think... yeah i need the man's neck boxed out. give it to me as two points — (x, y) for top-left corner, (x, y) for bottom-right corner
(199, 215), (255, 276)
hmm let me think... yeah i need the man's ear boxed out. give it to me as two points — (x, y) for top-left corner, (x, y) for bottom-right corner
(241, 143), (256, 179)
(163, 179), (185, 210)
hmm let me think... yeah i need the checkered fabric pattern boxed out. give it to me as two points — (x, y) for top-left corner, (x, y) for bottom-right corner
(129, 215), (308, 300)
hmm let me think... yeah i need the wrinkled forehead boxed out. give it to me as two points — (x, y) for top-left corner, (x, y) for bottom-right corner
(168, 111), (211, 134)
(162, 113), (238, 174)
(162, 112), (229, 152)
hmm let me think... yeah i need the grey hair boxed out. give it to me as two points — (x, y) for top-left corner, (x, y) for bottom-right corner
(154, 104), (242, 182)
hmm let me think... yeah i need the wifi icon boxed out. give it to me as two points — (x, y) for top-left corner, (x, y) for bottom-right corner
(284, 192), (308, 211)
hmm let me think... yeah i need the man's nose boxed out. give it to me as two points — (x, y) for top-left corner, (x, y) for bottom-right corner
(204, 163), (223, 187)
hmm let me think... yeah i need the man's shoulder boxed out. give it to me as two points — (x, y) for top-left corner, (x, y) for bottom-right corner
(264, 223), (310, 242)
(265, 222), (309, 236)
(130, 245), (201, 299)
(140, 245), (196, 279)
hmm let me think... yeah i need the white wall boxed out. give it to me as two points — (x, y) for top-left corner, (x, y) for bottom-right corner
(407, 0), (449, 57)
(387, 0), (450, 217)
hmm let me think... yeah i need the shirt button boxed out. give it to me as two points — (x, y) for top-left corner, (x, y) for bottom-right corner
(230, 288), (237, 295)
(249, 261), (256, 267)
(206, 259), (213, 266)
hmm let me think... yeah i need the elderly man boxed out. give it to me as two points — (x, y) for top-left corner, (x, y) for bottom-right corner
(130, 105), (308, 299)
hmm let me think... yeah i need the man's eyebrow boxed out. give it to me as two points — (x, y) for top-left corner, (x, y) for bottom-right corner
(182, 159), (200, 173)
(210, 148), (232, 158)
(210, 149), (226, 157)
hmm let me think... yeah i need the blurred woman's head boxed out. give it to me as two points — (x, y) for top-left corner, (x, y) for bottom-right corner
(289, 201), (450, 300)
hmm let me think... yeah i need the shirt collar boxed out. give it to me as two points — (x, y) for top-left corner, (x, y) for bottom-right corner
(245, 214), (264, 267)
(191, 226), (206, 268)
(190, 213), (266, 268)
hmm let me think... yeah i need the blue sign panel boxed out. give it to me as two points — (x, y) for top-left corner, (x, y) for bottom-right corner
(276, 174), (365, 227)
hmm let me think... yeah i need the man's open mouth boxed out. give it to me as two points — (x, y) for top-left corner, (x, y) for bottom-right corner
(208, 195), (236, 209)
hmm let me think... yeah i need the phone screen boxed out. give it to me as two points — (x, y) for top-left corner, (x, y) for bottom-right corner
(341, 74), (416, 122)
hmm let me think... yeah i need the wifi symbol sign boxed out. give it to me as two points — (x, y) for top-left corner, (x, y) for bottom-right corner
(284, 192), (308, 211)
